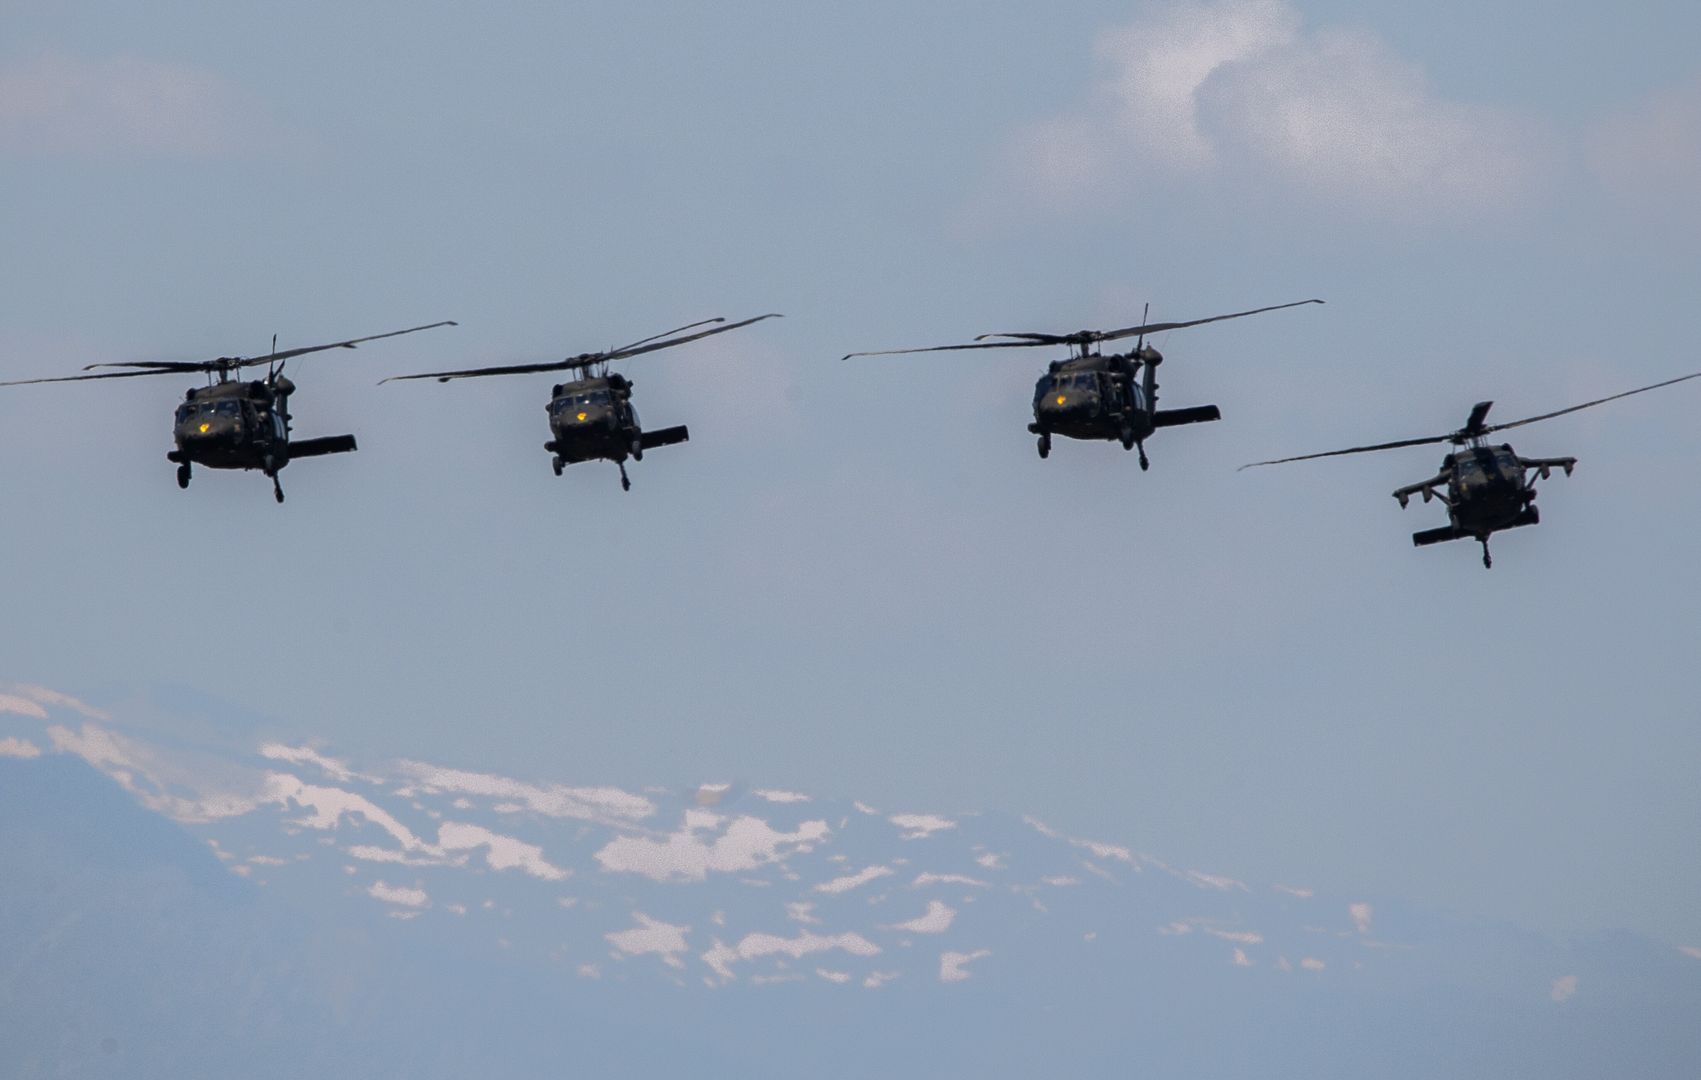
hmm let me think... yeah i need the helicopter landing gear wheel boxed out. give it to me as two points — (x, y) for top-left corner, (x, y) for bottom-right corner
(618, 461), (631, 492)
(176, 463), (191, 489)
(1119, 426), (1135, 451)
(1037, 433), (1051, 459)
(552, 456), (564, 477)
(631, 440), (644, 463)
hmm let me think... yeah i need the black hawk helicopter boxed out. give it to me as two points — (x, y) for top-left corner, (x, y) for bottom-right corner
(843, 299), (1322, 468)
(1240, 371), (1701, 567)
(0, 321), (456, 502)
(382, 313), (780, 490)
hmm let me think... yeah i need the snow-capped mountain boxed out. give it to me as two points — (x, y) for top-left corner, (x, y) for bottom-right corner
(4, 682), (1699, 1079)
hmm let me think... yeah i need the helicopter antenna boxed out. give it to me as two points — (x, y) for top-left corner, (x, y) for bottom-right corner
(1135, 302), (1150, 354)
(268, 333), (278, 380)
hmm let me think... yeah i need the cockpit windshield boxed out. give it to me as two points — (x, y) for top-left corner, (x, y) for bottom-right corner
(554, 390), (612, 412)
(177, 400), (241, 424)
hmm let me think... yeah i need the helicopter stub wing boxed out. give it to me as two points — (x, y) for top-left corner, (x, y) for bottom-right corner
(288, 435), (358, 458)
(1151, 405), (1221, 427)
(1392, 473), (1448, 508)
(638, 425), (689, 450)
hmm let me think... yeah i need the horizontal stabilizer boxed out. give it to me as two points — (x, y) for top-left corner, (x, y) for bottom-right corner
(638, 425), (689, 451)
(289, 434), (358, 459)
(1152, 405), (1221, 428)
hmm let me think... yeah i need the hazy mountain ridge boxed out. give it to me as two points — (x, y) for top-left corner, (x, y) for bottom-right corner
(4, 684), (1699, 1078)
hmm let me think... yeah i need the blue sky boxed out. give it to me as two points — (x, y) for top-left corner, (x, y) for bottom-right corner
(3, 0), (1699, 949)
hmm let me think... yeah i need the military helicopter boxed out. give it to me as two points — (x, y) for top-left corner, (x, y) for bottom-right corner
(382, 313), (780, 490)
(1239, 371), (1701, 567)
(0, 321), (456, 502)
(843, 299), (1322, 468)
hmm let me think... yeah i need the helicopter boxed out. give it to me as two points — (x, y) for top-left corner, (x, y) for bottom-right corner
(0, 321), (457, 502)
(843, 299), (1322, 468)
(1239, 371), (1701, 567)
(382, 313), (780, 491)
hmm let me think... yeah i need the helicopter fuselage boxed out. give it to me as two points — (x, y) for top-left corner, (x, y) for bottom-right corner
(1029, 353), (1151, 444)
(1025, 347), (1220, 466)
(543, 374), (688, 488)
(1395, 443), (1576, 564)
(168, 380), (290, 471)
(164, 377), (357, 501)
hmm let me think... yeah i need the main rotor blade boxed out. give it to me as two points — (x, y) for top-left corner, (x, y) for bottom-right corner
(380, 358), (578, 384)
(1238, 433), (1451, 470)
(604, 312), (782, 362)
(1463, 400), (1494, 434)
(77, 361), (212, 373)
(1095, 298), (1325, 346)
(253, 320), (458, 367)
(972, 332), (1075, 344)
(1484, 370), (1701, 434)
(610, 318), (726, 355)
(382, 315), (780, 384)
(842, 339), (1054, 360)
(0, 367), (198, 387)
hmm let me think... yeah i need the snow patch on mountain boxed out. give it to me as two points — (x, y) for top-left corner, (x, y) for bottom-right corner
(595, 812), (829, 882)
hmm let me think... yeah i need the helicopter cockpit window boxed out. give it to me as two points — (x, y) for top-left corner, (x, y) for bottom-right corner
(214, 401), (241, 418)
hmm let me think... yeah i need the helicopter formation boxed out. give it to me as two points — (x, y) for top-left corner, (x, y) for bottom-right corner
(4, 301), (1698, 569)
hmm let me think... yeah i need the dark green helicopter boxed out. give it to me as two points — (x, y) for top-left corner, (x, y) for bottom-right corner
(844, 299), (1322, 468)
(0, 321), (456, 502)
(1240, 371), (1701, 567)
(382, 314), (779, 490)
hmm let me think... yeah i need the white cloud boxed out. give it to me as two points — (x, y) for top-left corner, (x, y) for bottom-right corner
(975, 852), (1007, 870)
(890, 813), (956, 840)
(753, 788), (811, 803)
(703, 929), (881, 983)
(260, 744), (375, 785)
(0, 53), (254, 158)
(606, 913), (692, 969)
(1273, 884), (1314, 899)
(815, 968), (852, 984)
(940, 949), (991, 983)
(1299, 957), (1326, 972)
(863, 970), (900, 989)
(1232, 948), (1253, 967)
(994, 0), (1541, 217)
(436, 822), (568, 881)
(0, 736), (42, 758)
(786, 901), (822, 925)
(815, 865), (894, 895)
(396, 761), (654, 826)
(910, 873), (990, 889)
(1679, 946), (1701, 962)
(1042, 876), (1081, 888)
(1024, 817), (1139, 866)
(1349, 902), (1373, 935)
(1183, 870), (1248, 892)
(48, 723), (269, 823)
(891, 900), (956, 935)
(1209, 929), (1264, 945)
(1550, 975), (1578, 1003)
(0, 695), (49, 720)
(596, 813), (829, 882)
(264, 773), (426, 850)
(367, 881), (429, 909)
(6, 684), (108, 720)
